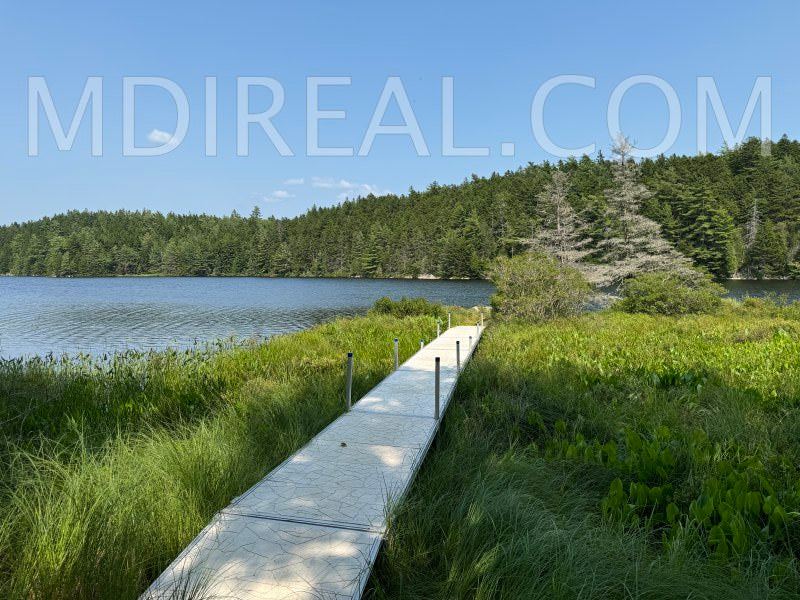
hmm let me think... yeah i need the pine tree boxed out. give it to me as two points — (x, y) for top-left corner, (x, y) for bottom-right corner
(675, 183), (739, 278)
(271, 242), (293, 276)
(439, 230), (477, 278)
(358, 234), (381, 278)
(747, 220), (788, 278)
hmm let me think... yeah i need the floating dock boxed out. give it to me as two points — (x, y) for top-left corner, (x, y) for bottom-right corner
(143, 324), (484, 600)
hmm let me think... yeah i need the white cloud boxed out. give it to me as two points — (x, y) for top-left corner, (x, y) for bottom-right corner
(283, 177), (305, 185)
(147, 128), (178, 146)
(311, 177), (389, 198)
(250, 190), (296, 204)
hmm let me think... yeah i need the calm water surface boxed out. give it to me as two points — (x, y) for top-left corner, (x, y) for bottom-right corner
(722, 280), (800, 301)
(1, 278), (797, 358)
(0, 277), (494, 358)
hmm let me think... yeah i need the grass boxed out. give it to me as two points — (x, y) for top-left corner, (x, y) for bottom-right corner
(4, 299), (799, 599)
(0, 305), (479, 599)
(370, 304), (800, 599)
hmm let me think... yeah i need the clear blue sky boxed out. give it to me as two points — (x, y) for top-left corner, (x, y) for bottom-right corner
(1, 1), (798, 225)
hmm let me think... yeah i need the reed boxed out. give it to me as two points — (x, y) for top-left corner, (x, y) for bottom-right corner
(0, 305), (478, 599)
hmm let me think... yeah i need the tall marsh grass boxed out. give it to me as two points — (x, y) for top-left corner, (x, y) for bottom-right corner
(372, 308), (800, 598)
(0, 306), (480, 599)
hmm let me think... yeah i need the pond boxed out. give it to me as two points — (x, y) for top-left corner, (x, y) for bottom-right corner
(0, 277), (494, 357)
(1, 277), (797, 358)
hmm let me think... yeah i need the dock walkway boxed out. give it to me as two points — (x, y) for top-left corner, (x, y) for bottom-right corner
(144, 324), (484, 600)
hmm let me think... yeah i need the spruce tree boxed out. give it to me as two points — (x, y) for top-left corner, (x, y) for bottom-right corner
(747, 220), (788, 278)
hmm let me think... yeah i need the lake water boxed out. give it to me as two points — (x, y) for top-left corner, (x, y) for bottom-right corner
(0, 277), (494, 358)
(1, 277), (798, 358)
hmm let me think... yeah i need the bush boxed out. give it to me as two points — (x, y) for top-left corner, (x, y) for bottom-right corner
(371, 296), (445, 318)
(615, 270), (724, 315)
(489, 253), (590, 321)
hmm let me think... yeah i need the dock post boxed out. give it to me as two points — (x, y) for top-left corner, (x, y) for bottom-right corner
(393, 338), (399, 370)
(480, 311), (484, 327)
(420, 339), (424, 350)
(346, 352), (353, 410)
(437, 320), (441, 337)
(456, 340), (461, 371)
(476, 323), (479, 337)
(469, 335), (472, 348)
(434, 357), (440, 420)
(448, 312), (451, 329)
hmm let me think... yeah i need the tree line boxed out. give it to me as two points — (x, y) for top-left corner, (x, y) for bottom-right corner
(2, 136), (800, 280)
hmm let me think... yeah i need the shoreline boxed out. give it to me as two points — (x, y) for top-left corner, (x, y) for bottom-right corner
(0, 273), (798, 283)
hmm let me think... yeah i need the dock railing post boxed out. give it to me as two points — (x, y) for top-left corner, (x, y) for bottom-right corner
(476, 323), (479, 337)
(393, 338), (399, 370)
(448, 312), (451, 329)
(420, 338), (424, 350)
(456, 340), (461, 371)
(469, 335), (472, 348)
(480, 311), (484, 327)
(346, 352), (353, 410)
(436, 320), (441, 337)
(434, 357), (440, 420)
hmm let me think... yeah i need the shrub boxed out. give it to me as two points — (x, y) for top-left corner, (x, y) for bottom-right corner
(489, 253), (590, 321)
(615, 270), (724, 315)
(371, 296), (445, 318)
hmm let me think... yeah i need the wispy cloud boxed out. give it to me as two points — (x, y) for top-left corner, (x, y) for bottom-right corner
(283, 177), (305, 185)
(310, 177), (389, 198)
(147, 128), (178, 146)
(251, 190), (296, 204)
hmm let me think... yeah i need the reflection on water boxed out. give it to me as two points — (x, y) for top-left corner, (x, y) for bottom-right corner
(0, 277), (494, 358)
(722, 279), (800, 302)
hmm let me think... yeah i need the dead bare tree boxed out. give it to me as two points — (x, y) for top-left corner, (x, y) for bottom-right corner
(745, 198), (761, 249)
(528, 170), (593, 265)
(586, 134), (694, 287)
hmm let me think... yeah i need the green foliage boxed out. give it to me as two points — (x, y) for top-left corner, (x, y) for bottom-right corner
(615, 270), (725, 315)
(373, 308), (800, 597)
(489, 253), (590, 321)
(748, 220), (789, 278)
(0, 313), (445, 599)
(550, 424), (799, 559)
(3, 137), (800, 279)
(370, 296), (444, 318)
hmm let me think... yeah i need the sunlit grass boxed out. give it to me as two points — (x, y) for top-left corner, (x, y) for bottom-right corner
(6, 301), (797, 599)
(372, 307), (800, 599)
(0, 306), (480, 599)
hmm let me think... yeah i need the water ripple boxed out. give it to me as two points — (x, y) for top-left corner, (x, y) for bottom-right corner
(0, 277), (494, 358)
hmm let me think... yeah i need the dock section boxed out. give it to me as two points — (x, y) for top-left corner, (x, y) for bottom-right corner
(144, 324), (484, 600)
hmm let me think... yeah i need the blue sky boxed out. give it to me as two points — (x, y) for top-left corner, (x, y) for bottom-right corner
(1, 1), (798, 225)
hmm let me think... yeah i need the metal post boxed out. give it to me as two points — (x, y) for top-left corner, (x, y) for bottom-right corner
(437, 320), (441, 337)
(420, 339), (424, 350)
(434, 357), (440, 420)
(469, 335), (472, 348)
(476, 323), (480, 337)
(394, 338), (399, 370)
(480, 311), (484, 327)
(448, 312), (451, 329)
(346, 352), (353, 410)
(456, 340), (461, 371)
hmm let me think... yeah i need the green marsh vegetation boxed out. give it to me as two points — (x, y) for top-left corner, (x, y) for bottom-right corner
(372, 297), (800, 598)
(2, 280), (799, 599)
(0, 304), (478, 599)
